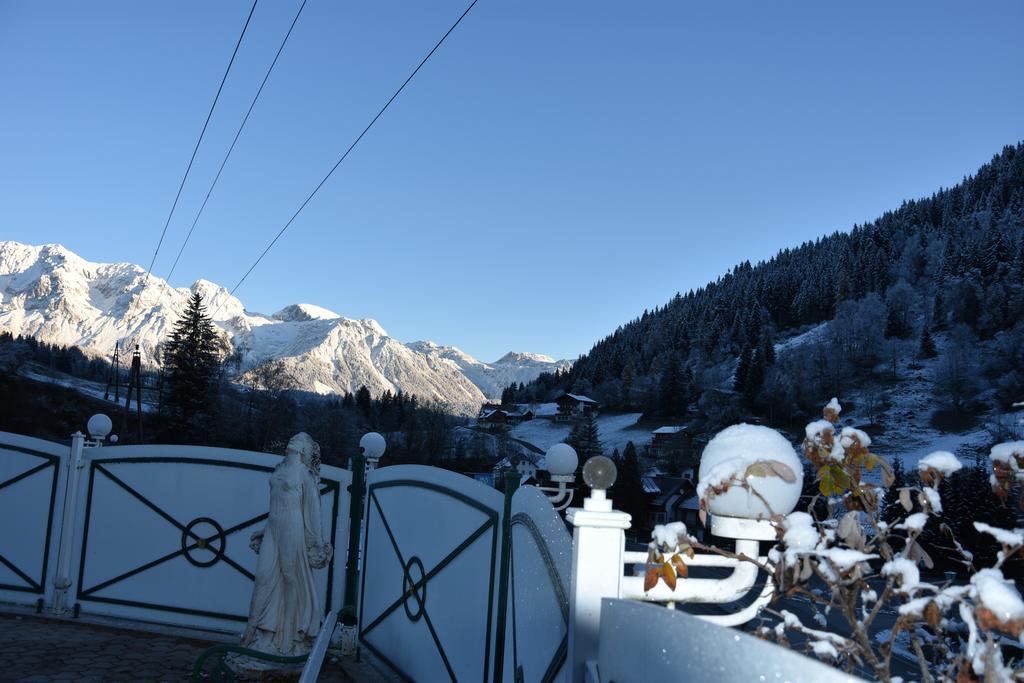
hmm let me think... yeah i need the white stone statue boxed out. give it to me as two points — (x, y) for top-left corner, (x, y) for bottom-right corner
(241, 432), (333, 659)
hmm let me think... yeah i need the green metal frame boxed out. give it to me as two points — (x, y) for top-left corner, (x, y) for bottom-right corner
(190, 644), (308, 681)
(0, 445), (60, 595)
(76, 456), (341, 622)
(358, 477), (507, 683)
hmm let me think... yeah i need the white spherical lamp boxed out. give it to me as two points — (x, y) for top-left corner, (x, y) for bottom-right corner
(697, 424), (803, 520)
(87, 414), (113, 441)
(545, 443), (579, 478)
(360, 432), (386, 461)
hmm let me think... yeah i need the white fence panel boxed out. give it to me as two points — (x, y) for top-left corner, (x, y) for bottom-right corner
(0, 432), (67, 608)
(359, 465), (506, 682)
(501, 486), (571, 683)
(69, 445), (351, 633)
(596, 598), (863, 683)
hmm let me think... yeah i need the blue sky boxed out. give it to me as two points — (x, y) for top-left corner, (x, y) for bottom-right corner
(1, 1), (1021, 362)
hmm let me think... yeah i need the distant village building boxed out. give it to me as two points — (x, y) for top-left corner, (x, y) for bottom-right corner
(477, 406), (535, 431)
(639, 475), (699, 534)
(554, 393), (600, 422)
(648, 426), (696, 477)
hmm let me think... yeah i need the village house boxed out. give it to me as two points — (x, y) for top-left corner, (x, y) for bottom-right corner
(477, 406), (535, 431)
(648, 425), (696, 477)
(554, 392), (599, 422)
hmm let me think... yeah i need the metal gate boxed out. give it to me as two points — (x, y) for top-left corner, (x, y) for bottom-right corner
(501, 487), (571, 683)
(71, 444), (351, 632)
(358, 466), (572, 683)
(0, 432), (66, 607)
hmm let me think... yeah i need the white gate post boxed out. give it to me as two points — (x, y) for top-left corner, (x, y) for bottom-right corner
(52, 431), (87, 615)
(566, 457), (630, 683)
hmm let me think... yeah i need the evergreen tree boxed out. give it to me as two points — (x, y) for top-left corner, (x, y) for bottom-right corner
(734, 344), (752, 393)
(565, 412), (603, 461)
(744, 347), (766, 404)
(355, 385), (372, 417)
(612, 441), (649, 536)
(759, 329), (776, 366)
(658, 354), (687, 416)
(918, 324), (938, 359)
(163, 292), (221, 429)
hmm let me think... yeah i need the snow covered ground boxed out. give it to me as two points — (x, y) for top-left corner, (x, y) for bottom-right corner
(505, 406), (649, 455)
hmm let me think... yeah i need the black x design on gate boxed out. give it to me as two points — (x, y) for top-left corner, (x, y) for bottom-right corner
(359, 480), (500, 683)
(76, 457), (340, 622)
(0, 446), (60, 594)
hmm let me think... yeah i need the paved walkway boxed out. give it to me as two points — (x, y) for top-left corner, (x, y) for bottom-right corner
(0, 610), (387, 682)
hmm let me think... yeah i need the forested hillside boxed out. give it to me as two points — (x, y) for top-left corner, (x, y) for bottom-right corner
(510, 143), (1024, 442)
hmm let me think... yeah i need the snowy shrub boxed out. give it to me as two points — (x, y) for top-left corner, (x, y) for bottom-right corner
(649, 399), (1024, 681)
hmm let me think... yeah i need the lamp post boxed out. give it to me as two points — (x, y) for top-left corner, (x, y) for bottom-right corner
(54, 414), (115, 615)
(536, 443), (579, 511)
(359, 432), (386, 475)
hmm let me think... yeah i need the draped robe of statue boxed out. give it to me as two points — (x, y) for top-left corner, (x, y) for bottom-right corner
(242, 433), (332, 658)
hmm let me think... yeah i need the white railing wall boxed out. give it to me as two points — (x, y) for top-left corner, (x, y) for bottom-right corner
(0, 433), (352, 635)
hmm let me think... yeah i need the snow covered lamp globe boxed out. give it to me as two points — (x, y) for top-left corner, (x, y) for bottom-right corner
(86, 413), (114, 446)
(360, 432), (386, 473)
(697, 424), (803, 540)
(538, 443), (579, 511)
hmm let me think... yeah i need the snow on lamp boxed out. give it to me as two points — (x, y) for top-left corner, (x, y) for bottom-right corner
(360, 432), (386, 473)
(86, 413), (113, 443)
(546, 443), (579, 480)
(360, 432), (386, 459)
(538, 443), (579, 511)
(697, 424), (803, 520)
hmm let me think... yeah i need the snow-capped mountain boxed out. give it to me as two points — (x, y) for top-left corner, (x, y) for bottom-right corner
(406, 342), (571, 399)
(0, 241), (571, 414)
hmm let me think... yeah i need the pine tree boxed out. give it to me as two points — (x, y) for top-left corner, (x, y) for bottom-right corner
(565, 412), (603, 461)
(612, 441), (649, 535)
(759, 329), (776, 366)
(918, 324), (938, 359)
(163, 292), (221, 429)
(744, 347), (766, 403)
(658, 354), (686, 416)
(734, 344), (752, 393)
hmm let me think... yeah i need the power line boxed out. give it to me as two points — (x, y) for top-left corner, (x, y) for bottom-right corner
(215, 0), (480, 316)
(143, 0), (259, 283)
(165, 0), (309, 283)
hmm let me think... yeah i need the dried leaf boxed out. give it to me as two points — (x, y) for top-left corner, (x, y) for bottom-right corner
(699, 508), (708, 527)
(671, 554), (689, 579)
(907, 541), (934, 570)
(660, 562), (677, 591)
(767, 460), (797, 483)
(744, 462), (773, 479)
(838, 511), (861, 545)
(800, 557), (813, 582)
(924, 601), (942, 629)
(899, 488), (913, 512)
(643, 568), (659, 592)
(879, 458), (895, 488)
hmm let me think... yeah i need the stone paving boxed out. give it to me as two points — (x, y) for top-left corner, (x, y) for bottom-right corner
(0, 611), (386, 682)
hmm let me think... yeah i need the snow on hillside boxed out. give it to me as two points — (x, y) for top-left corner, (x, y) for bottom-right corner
(772, 321), (995, 470)
(0, 241), (570, 415)
(504, 406), (648, 455)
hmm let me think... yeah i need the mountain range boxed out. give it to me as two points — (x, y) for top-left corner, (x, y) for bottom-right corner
(0, 241), (570, 414)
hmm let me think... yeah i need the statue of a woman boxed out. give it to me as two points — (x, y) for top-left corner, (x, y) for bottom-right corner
(241, 432), (333, 658)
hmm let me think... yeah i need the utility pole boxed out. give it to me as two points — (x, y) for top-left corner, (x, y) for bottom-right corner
(121, 343), (144, 442)
(103, 343), (121, 402)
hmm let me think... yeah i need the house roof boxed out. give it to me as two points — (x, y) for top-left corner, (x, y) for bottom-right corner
(641, 477), (661, 494)
(558, 393), (598, 405)
(653, 426), (686, 434)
